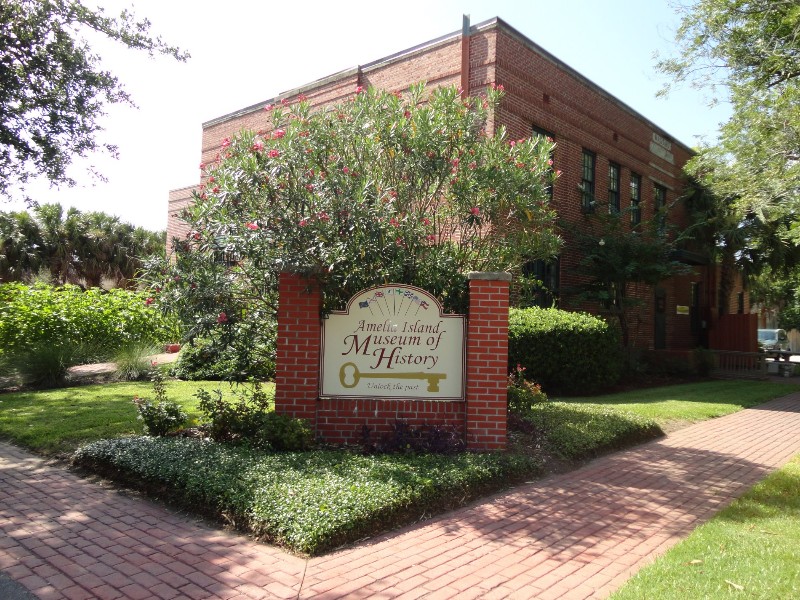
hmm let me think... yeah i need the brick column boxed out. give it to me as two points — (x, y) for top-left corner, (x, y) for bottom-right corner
(466, 272), (511, 450)
(274, 272), (321, 423)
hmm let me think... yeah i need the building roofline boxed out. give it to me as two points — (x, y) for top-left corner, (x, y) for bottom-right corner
(202, 16), (695, 154)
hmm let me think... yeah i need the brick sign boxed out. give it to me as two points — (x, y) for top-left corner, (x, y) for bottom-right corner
(320, 285), (465, 400)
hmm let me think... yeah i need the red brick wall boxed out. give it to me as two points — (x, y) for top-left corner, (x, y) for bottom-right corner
(275, 272), (510, 450)
(170, 17), (735, 352)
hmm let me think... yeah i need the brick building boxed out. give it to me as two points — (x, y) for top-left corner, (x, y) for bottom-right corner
(169, 16), (745, 352)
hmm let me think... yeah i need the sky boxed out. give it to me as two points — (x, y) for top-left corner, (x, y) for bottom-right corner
(5, 0), (729, 232)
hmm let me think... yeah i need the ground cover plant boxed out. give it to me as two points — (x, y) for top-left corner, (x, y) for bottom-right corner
(73, 437), (539, 555)
(610, 453), (800, 599)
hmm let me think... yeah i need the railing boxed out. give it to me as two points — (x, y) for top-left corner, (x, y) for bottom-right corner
(709, 350), (767, 380)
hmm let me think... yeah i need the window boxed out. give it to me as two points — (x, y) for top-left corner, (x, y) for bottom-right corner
(737, 292), (745, 314)
(630, 173), (641, 225)
(581, 149), (596, 211)
(654, 183), (667, 210)
(532, 125), (555, 199)
(608, 163), (620, 213)
(654, 183), (667, 233)
(522, 257), (560, 307)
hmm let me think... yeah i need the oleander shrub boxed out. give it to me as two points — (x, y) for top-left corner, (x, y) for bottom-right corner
(508, 307), (623, 394)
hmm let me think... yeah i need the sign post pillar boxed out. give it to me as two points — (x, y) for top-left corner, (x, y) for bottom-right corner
(466, 272), (511, 450)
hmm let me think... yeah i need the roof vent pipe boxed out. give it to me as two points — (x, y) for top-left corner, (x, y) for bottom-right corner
(461, 14), (471, 96)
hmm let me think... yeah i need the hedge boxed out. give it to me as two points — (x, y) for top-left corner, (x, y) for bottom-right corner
(508, 307), (623, 394)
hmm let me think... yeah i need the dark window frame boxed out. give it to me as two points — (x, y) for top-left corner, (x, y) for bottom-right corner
(532, 125), (555, 199)
(630, 172), (641, 225)
(581, 149), (596, 211)
(608, 162), (620, 213)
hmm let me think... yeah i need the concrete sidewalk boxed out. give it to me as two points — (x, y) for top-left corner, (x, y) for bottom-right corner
(1, 393), (800, 599)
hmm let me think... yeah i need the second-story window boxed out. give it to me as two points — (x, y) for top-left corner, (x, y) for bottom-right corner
(630, 173), (641, 225)
(654, 183), (667, 233)
(581, 149), (596, 211)
(532, 125), (555, 199)
(608, 163), (620, 213)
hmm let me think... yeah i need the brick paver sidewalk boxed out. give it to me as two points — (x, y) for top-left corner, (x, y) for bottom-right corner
(2, 393), (800, 600)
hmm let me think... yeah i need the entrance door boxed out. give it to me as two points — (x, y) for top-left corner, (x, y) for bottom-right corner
(654, 287), (666, 350)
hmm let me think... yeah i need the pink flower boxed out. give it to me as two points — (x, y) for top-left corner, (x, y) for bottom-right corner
(451, 158), (460, 167)
(342, 166), (350, 175)
(199, 162), (205, 170)
(355, 85), (365, 94)
(193, 232), (201, 240)
(268, 149), (280, 158)
(251, 141), (264, 152)
(426, 234), (436, 243)
(395, 237), (404, 247)
(305, 183), (314, 192)
(468, 161), (477, 170)
(422, 217), (431, 226)
(389, 217), (400, 228)
(221, 138), (231, 149)
(246, 222), (259, 230)
(280, 98), (289, 106)
(264, 103), (274, 111)
(403, 110), (412, 119)
(208, 176), (215, 183)
(297, 93), (307, 101)
(470, 206), (481, 216)
(217, 312), (228, 324)
(317, 211), (330, 222)
(509, 141), (516, 147)
(556, 170), (563, 177)
(212, 186), (220, 194)
(272, 129), (286, 139)
(299, 130), (310, 138)
(299, 218), (309, 227)
(145, 297), (154, 305)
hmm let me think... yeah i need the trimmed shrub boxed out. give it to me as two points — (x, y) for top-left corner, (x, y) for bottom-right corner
(508, 307), (623, 394)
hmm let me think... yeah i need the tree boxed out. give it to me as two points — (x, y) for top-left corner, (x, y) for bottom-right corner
(563, 202), (690, 347)
(0, 203), (163, 286)
(658, 0), (800, 276)
(145, 83), (561, 345)
(0, 0), (188, 199)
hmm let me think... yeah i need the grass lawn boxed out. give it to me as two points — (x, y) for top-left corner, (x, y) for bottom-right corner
(0, 380), (249, 456)
(556, 379), (800, 430)
(610, 453), (800, 599)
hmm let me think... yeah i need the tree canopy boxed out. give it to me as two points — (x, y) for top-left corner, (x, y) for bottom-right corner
(659, 0), (800, 281)
(0, 203), (164, 286)
(0, 0), (188, 200)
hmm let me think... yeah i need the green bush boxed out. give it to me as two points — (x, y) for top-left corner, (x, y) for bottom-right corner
(0, 283), (179, 373)
(508, 307), (623, 394)
(132, 369), (188, 436)
(196, 382), (310, 451)
(172, 334), (275, 382)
